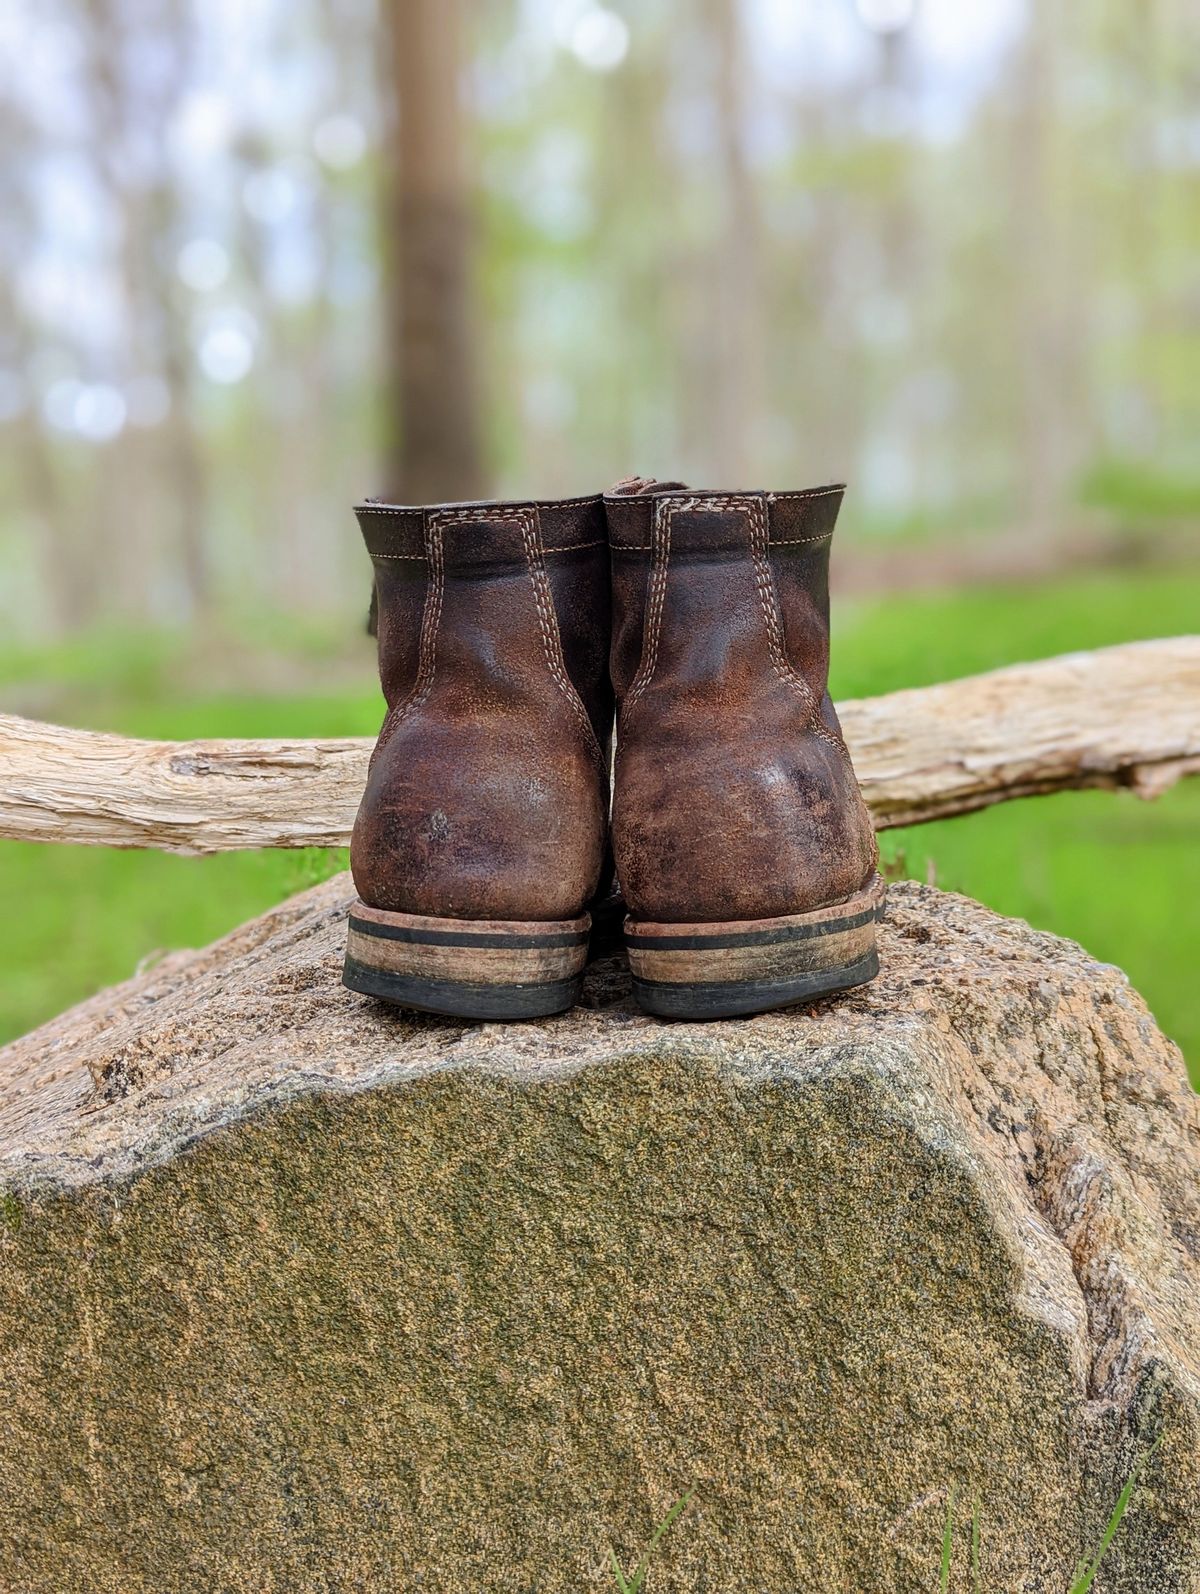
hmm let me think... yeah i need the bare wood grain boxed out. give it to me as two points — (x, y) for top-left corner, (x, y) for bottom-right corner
(0, 721), (370, 854)
(0, 638), (1196, 854)
(849, 636), (1200, 828)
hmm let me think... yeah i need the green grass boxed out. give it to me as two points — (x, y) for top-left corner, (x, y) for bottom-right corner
(609, 1490), (694, 1592)
(0, 567), (1196, 1083)
(930, 1442), (1160, 1593)
(1069, 1441), (1160, 1593)
(0, 659), (379, 1047)
(600, 1446), (1155, 1591)
(830, 569), (1200, 1080)
(0, 844), (350, 1046)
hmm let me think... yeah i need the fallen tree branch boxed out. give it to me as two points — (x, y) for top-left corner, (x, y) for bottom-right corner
(848, 636), (1200, 828)
(0, 638), (1196, 854)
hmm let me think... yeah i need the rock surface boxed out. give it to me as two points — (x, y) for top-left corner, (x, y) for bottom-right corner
(0, 876), (1197, 1593)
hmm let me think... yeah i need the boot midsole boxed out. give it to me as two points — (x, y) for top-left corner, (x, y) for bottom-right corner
(624, 874), (886, 994)
(344, 902), (590, 998)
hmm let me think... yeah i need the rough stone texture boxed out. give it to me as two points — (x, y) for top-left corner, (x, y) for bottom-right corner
(0, 876), (1197, 1594)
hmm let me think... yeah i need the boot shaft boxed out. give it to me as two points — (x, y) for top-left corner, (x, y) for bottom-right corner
(604, 482), (878, 926)
(346, 482), (880, 1021)
(351, 496), (612, 925)
(605, 484), (843, 714)
(358, 495), (612, 751)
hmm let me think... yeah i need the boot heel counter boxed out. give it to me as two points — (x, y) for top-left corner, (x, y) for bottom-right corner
(818, 694), (881, 883)
(351, 726), (606, 921)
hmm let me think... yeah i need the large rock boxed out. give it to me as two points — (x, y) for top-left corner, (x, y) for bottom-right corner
(1, 876), (1197, 1593)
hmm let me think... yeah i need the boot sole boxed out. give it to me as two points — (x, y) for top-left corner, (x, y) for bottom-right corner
(343, 904), (590, 1021)
(625, 874), (887, 1020)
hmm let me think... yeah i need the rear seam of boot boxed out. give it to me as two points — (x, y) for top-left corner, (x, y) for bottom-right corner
(613, 493), (880, 883)
(623, 494), (774, 735)
(745, 501), (880, 870)
(744, 496), (850, 764)
(402, 503), (604, 776)
(370, 516), (445, 767)
(621, 500), (673, 722)
(514, 509), (607, 773)
(620, 494), (848, 754)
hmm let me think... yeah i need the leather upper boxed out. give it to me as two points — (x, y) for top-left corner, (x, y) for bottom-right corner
(606, 484), (878, 923)
(351, 496), (612, 921)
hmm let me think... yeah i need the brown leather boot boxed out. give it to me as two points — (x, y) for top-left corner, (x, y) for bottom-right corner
(605, 480), (885, 1018)
(344, 495), (612, 1019)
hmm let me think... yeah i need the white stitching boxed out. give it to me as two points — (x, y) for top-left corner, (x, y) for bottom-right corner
(622, 492), (771, 728)
(413, 504), (604, 772)
(753, 499), (878, 864)
(370, 538), (603, 559)
(541, 539), (604, 553)
(356, 492), (602, 515)
(604, 486), (842, 507)
(613, 532), (831, 551)
(618, 494), (851, 765)
(621, 497), (675, 723)
(744, 497), (852, 763)
(516, 509), (607, 773)
(372, 513), (445, 765)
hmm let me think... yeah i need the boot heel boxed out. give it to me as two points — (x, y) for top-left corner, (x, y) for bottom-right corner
(625, 874), (886, 1020)
(343, 904), (590, 1020)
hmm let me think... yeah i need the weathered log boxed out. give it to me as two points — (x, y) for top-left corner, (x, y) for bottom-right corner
(0, 637), (1196, 854)
(853, 635), (1200, 827)
(1, 878), (1197, 1591)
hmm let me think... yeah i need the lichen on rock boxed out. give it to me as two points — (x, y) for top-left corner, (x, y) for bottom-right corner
(0, 877), (1197, 1592)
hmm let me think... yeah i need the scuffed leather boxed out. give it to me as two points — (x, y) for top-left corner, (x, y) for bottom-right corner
(606, 483), (878, 924)
(351, 496), (612, 921)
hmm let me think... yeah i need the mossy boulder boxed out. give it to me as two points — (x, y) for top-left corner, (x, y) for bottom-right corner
(1, 877), (1197, 1592)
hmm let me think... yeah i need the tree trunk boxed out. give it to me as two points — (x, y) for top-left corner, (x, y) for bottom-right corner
(379, 0), (485, 503)
(1010, 0), (1079, 539)
(707, 0), (765, 482)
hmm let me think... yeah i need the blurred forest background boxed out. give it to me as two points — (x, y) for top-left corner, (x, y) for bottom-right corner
(0, 0), (1197, 1073)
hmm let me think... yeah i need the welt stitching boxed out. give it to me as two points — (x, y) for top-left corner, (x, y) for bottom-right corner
(769, 488), (843, 503)
(517, 510), (606, 771)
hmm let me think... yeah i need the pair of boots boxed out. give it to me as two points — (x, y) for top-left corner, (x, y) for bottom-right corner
(343, 478), (885, 1023)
